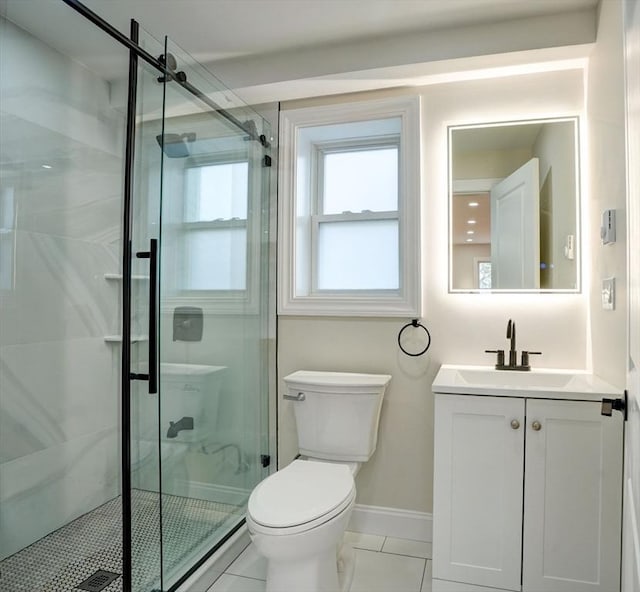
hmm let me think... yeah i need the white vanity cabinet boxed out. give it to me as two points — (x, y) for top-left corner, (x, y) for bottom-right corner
(433, 392), (623, 592)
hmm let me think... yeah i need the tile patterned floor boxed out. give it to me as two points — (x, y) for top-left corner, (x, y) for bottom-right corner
(208, 532), (433, 592)
(0, 491), (241, 592)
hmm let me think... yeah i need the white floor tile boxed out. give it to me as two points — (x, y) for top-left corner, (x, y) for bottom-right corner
(208, 574), (266, 592)
(421, 559), (433, 592)
(225, 544), (267, 580)
(382, 537), (432, 559)
(350, 548), (426, 592)
(344, 530), (385, 551)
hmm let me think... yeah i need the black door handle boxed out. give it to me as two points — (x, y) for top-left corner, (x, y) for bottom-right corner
(134, 239), (158, 394)
(601, 390), (628, 420)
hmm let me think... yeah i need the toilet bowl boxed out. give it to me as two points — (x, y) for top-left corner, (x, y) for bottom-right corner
(247, 460), (356, 592)
(247, 370), (391, 592)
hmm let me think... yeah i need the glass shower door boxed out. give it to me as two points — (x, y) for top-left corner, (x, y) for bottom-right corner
(130, 35), (272, 590)
(127, 23), (167, 592)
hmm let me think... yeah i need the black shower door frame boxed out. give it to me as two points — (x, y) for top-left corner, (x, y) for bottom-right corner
(58, 2), (267, 589)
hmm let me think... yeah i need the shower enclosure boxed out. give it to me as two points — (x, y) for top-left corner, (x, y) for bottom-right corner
(0, 1), (273, 590)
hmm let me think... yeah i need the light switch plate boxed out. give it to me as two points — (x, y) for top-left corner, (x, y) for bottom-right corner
(601, 209), (616, 244)
(602, 277), (615, 310)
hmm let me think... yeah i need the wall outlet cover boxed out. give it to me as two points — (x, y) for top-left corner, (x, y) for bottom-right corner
(601, 277), (615, 310)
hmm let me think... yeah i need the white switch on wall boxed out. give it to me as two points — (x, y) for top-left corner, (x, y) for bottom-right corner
(601, 209), (616, 244)
(602, 277), (615, 310)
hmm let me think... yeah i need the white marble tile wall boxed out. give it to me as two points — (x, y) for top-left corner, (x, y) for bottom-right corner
(0, 17), (125, 560)
(0, 427), (120, 559)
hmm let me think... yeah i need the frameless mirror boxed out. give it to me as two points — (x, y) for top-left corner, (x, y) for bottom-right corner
(449, 117), (580, 292)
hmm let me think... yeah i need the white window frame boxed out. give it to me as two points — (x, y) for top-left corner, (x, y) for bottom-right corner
(278, 96), (421, 317)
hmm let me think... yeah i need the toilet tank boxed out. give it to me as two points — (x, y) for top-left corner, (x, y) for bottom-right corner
(160, 363), (226, 442)
(284, 370), (391, 462)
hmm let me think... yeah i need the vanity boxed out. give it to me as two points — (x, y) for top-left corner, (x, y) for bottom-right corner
(431, 365), (624, 592)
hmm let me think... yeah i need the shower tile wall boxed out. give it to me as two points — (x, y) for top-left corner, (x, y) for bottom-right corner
(0, 17), (124, 559)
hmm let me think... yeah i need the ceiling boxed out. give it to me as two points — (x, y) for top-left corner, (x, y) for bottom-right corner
(0, 0), (598, 103)
(82, 0), (599, 64)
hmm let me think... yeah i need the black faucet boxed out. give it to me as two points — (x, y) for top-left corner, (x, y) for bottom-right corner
(166, 416), (194, 438)
(506, 319), (517, 367)
(485, 319), (542, 371)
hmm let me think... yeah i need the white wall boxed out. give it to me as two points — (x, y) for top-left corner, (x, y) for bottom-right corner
(586, 0), (628, 386)
(277, 68), (596, 514)
(452, 243), (491, 290)
(0, 18), (124, 558)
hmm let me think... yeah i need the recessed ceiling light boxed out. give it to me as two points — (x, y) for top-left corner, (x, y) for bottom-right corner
(467, 219), (477, 224)
(41, 164), (52, 169)
(467, 230), (475, 235)
(468, 201), (479, 207)
(466, 238), (473, 242)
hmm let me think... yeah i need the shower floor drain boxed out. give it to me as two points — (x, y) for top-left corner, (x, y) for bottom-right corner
(76, 570), (120, 592)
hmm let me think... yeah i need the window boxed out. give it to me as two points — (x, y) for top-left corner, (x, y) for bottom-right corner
(476, 259), (492, 289)
(278, 97), (421, 316)
(182, 159), (249, 291)
(160, 144), (263, 314)
(314, 140), (399, 291)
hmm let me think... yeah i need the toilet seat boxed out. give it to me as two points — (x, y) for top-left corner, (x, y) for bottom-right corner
(248, 460), (356, 535)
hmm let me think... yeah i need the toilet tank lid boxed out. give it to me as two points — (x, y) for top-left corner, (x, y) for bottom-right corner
(248, 460), (355, 528)
(284, 370), (391, 388)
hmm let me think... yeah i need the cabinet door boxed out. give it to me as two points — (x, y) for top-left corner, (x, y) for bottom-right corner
(523, 399), (623, 592)
(433, 394), (525, 591)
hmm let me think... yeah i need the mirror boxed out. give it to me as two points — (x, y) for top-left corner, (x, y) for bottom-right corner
(449, 117), (580, 292)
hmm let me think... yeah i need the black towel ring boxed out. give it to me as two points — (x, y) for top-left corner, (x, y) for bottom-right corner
(397, 319), (432, 357)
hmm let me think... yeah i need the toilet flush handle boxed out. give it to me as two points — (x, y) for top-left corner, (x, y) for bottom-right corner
(283, 392), (306, 402)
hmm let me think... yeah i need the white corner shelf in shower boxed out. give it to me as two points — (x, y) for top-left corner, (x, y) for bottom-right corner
(104, 273), (150, 281)
(104, 335), (149, 344)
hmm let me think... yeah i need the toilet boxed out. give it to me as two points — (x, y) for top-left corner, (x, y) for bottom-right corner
(247, 370), (391, 592)
(133, 363), (227, 494)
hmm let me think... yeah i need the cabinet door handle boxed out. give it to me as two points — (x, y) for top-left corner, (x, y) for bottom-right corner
(510, 419), (520, 430)
(531, 420), (542, 431)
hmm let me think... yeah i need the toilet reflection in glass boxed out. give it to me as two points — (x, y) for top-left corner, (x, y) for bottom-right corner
(133, 363), (227, 493)
(247, 370), (391, 592)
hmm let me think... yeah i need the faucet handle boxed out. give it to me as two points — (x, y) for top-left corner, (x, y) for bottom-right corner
(521, 351), (542, 368)
(485, 349), (505, 367)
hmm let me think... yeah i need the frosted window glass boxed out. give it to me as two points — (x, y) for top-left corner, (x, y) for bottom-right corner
(183, 229), (246, 290)
(185, 162), (248, 222)
(317, 220), (398, 290)
(323, 148), (397, 214)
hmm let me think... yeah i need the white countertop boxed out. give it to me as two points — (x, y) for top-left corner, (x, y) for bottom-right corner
(432, 364), (622, 401)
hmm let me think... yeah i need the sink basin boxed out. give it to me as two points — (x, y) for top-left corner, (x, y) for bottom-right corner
(432, 365), (620, 400)
(457, 369), (574, 388)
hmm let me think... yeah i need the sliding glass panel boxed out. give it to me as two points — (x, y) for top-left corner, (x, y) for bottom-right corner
(128, 26), (167, 592)
(156, 37), (272, 589)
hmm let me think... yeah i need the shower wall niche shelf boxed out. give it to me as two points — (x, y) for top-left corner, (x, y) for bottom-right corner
(104, 273), (150, 281)
(104, 335), (149, 344)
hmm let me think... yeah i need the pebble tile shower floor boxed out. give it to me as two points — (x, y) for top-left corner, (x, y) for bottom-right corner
(0, 490), (241, 592)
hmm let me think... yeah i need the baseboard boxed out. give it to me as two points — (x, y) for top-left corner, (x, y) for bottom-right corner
(348, 503), (432, 542)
